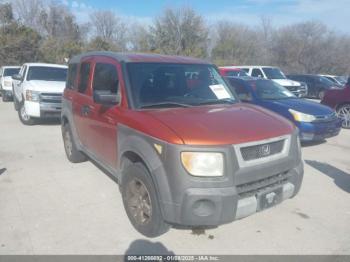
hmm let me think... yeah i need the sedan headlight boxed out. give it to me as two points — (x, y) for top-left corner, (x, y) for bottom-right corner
(4, 81), (12, 87)
(289, 109), (316, 122)
(26, 90), (40, 102)
(181, 152), (224, 177)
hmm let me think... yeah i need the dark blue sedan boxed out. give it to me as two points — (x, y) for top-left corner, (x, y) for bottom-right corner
(226, 77), (342, 142)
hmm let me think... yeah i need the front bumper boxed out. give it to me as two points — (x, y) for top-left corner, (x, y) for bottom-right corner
(297, 119), (342, 142)
(25, 101), (62, 118)
(154, 132), (303, 227)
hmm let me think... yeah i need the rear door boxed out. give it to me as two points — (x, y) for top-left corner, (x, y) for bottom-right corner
(80, 56), (121, 169)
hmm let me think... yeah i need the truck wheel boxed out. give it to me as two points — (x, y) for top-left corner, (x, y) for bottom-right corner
(337, 104), (350, 129)
(2, 94), (9, 102)
(18, 102), (35, 125)
(62, 122), (87, 163)
(121, 163), (170, 237)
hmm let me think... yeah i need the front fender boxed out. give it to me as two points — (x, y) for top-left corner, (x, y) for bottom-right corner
(117, 124), (173, 214)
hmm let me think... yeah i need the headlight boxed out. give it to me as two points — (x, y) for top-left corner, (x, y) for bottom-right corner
(181, 152), (224, 177)
(4, 81), (12, 87)
(289, 109), (316, 122)
(26, 90), (40, 102)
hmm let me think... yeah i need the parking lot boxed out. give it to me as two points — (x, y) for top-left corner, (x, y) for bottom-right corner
(0, 100), (350, 255)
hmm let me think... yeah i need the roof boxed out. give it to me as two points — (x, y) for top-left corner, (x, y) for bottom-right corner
(23, 63), (67, 68)
(69, 51), (210, 65)
(221, 65), (278, 69)
(218, 67), (243, 71)
(1, 66), (21, 69)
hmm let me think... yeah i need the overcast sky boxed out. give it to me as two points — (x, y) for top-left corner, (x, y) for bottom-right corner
(61, 0), (349, 33)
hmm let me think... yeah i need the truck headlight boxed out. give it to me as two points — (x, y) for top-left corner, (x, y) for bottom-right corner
(4, 81), (12, 87)
(181, 152), (224, 177)
(26, 90), (40, 102)
(289, 109), (316, 122)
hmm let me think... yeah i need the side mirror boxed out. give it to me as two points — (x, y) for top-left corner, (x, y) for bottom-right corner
(93, 90), (120, 106)
(238, 93), (253, 102)
(12, 74), (22, 81)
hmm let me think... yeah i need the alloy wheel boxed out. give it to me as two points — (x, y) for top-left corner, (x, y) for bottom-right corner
(125, 178), (152, 225)
(338, 105), (350, 128)
(64, 129), (73, 157)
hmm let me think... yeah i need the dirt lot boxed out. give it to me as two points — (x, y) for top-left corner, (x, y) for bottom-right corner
(0, 101), (350, 255)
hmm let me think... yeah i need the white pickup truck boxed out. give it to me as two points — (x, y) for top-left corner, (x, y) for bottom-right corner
(12, 63), (68, 125)
(0, 66), (21, 102)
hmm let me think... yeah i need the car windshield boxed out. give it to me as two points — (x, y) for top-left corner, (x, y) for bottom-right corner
(226, 70), (249, 77)
(127, 63), (237, 109)
(4, 68), (20, 77)
(250, 80), (296, 100)
(262, 68), (286, 79)
(335, 76), (347, 84)
(27, 66), (67, 81)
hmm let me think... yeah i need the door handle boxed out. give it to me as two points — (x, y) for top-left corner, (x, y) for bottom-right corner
(81, 105), (91, 116)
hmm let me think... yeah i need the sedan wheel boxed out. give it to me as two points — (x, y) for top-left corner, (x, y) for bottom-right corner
(337, 104), (350, 129)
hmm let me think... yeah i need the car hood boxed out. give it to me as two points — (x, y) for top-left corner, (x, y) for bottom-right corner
(273, 79), (301, 87)
(143, 104), (294, 146)
(265, 98), (334, 115)
(26, 80), (65, 93)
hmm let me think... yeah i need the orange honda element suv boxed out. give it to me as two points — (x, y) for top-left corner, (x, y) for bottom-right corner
(61, 52), (304, 237)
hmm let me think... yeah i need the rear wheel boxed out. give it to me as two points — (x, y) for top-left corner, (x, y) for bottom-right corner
(121, 162), (170, 237)
(18, 102), (35, 125)
(337, 104), (350, 129)
(62, 122), (87, 163)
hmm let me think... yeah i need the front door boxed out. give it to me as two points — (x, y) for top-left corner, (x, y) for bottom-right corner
(81, 56), (121, 169)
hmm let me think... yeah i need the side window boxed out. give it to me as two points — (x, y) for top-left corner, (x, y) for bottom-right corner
(66, 64), (78, 90)
(21, 66), (27, 79)
(78, 62), (91, 93)
(241, 68), (249, 73)
(92, 63), (119, 94)
(252, 69), (263, 78)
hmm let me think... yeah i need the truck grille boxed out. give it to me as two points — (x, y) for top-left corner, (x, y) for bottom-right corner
(237, 171), (290, 198)
(240, 140), (285, 161)
(40, 93), (62, 103)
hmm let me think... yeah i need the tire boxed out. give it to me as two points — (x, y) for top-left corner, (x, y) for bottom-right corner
(2, 94), (9, 102)
(18, 102), (35, 125)
(62, 122), (87, 163)
(121, 162), (170, 237)
(337, 104), (350, 129)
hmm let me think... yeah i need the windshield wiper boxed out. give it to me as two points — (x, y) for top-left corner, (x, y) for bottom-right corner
(196, 98), (236, 106)
(140, 102), (192, 109)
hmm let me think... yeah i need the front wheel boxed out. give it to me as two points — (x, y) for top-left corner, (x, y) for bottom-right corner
(18, 102), (35, 125)
(121, 163), (170, 237)
(337, 104), (350, 129)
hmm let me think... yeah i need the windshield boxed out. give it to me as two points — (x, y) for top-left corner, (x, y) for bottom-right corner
(27, 67), (67, 81)
(4, 68), (20, 77)
(250, 80), (296, 100)
(226, 70), (249, 77)
(127, 63), (236, 109)
(262, 68), (286, 80)
(335, 76), (347, 84)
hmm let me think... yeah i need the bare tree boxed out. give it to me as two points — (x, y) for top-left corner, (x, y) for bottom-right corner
(90, 10), (127, 51)
(13, 0), (44, 31)
(211, 21), (260, 66)
(151, 7), (208, 57)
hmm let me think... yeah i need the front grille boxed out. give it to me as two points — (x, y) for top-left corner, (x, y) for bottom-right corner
(284, 86), (298, 91)
(240, 140), (285, 161)
(314, 112), (338, 122)
(237, 172), (290, 198)
(40, 93), (62, 103)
